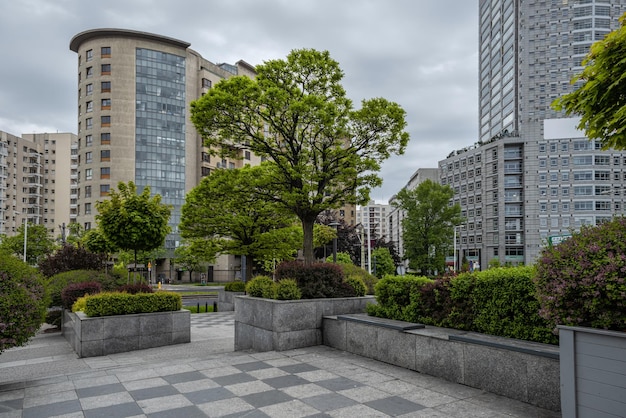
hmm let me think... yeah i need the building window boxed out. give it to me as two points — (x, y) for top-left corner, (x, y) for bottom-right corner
(101, 81), (111, 93)
(101, 63), (111, 75)
(201, 167), (211, 177)
(202, 78), (212, 88)
(86, 101), (93, 113)
(100, 167), (110, 179)
(101, 133), (111, 145)
(100, 184), (110, 196)
(86, 49), (93, 61)
(244, 151), (251, 160)
(84, 222), (91, 230)
(86, 83), (93, 95)
(85, 203), (91, 215)
(201, 152), (210, 162)
(101, 98), (111, 109)
(86, 67), (93, 78)
(85, 185), (91, 198)
(85, 151), (92, 164)
(101, 115), (111, 127)
(85, 135), (93, 147)
(101, 46), (111, 57)
(100, 150), (110, 162)
(85, 118), (93, 129)
(85, 168), (92, 180)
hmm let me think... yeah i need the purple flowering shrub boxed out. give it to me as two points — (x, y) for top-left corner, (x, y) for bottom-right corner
(534, 216), (626, 331)
(0, 254), (47, 354)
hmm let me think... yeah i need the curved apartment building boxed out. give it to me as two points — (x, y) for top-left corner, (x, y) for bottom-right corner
(69, 29), (256, 252)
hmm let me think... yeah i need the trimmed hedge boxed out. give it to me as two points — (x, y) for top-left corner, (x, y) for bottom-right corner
(275, 261), (354, 298)
(368, 267), (557, 344)
(0, 253), (48, 353)
(275, 279), (302, 300)
(46, 270), (122, 308)
(340, 263), (377, 295)
(246, 276), (275, 298)
(224, 281), (246, 292)
(80, 291), (182, 317)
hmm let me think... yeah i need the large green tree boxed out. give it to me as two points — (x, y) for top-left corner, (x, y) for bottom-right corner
(180, 165), (301, 276)
(394, 179), (463, 276)
(552, 13), (626, 149)
(0, 223), (56, 265)
(95, 181), (171, 270)
(190, 49), (409, 264)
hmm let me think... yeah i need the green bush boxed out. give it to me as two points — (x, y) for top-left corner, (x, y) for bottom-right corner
(344, 276), (366, 297)
(0, 253), (48, 353)
(341, 263), (377, 294)
(246, 276), (275, 298)
(325, 252), (354, 264)
(61, 281), (102, 310)
(535, 217), (626, 331)
(275, 261), (352, 298)
(367, 274), (433, 320)
(275, 279), (302, 300)
(224, 281), (246, 292)
(82, 291), (182, 317)
(46, 270), (122, 308)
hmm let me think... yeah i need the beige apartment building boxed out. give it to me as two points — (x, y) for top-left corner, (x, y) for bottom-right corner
(1, 131), (76, 240)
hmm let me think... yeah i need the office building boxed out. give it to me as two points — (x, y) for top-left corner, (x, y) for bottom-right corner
(356, 200), (391, 241)
(440, 0), (626, 268)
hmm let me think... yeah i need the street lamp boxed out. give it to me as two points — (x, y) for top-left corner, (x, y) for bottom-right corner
(23, 217), (27, 263)
(329, 222), (340, 263)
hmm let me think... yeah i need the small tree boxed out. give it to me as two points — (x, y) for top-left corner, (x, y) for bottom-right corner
(95, 182), (171, 275)
(0, 223), (56, 265)
(38, 244), (106, 277)
(371, 247), (395, 279)
(552, 13), (626, 150)
(191, 48), (409, 264)
(394, 179), (463, 275)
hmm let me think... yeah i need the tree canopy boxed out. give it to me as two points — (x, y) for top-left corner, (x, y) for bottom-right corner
(180, 165), (301, 275)
(95, 181), (171, 268)
(552, 13), (626, 149)
(394, 179), (463, 276)
(190, 48), (409, 263)
(0, 223), (56, 265)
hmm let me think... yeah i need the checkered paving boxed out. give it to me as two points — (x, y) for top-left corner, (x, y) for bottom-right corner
(0, 348), (435, 417)
(190, 311), (235, 328)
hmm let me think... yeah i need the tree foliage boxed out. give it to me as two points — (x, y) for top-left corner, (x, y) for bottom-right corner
(0, 223), (56, 265)
(394, 180), (463, 276)
(180, 166), (300, 274)
(95, 182), (171, 267)
(190, 48), (409, 264)
(372, 247), (395, 279)
(552, 13), (626, 149)
(38, 244), (106, 278)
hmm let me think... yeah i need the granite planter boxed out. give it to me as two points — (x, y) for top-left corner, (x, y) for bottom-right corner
(558, 325), (626, 418)
(234, 295), (375, 352)
(62, 309), (190, 358)
(217, 290), (245, 311)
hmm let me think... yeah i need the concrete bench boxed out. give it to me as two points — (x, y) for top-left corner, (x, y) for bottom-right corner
(335, 314), (425, 331)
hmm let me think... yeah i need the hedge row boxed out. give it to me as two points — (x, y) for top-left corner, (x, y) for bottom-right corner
(76, 292), (182, 317)
(367, 267), (557, 344)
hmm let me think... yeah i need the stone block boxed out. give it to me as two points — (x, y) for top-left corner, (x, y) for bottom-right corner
(274, 329), (321, 351)
(172, 310), (190, 332)
(346, 321), (378, 359)
(414, 336), (464, 383)
(375, 328), (416, 370)
(80, 317), (104, 342)
(527, 356), (560, 411)
(140, 312), (172, 336)
(103, 315), (140, 339)
(273, 301), (317, 332)
(322, 317), (347, 351)
(104, 336), (140, 355)
(79, 340), (103, 358)
(253, 327), (274, 351)
(234, 321), (254, 350)
(140, 332), (171, 349)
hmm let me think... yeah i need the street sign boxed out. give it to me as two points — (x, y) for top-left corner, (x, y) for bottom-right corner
(547, 234), (572, 246)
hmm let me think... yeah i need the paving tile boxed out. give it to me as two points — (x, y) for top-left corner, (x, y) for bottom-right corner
(82, 401), (144, 418)
(196, 397), (254, 417)
(184, 387), (234, 404)
(75, 382), (126, 398)
(72, 375), (120, 389)
(128, 384), (179, 401)
(212, 372), (257, 387)
(247, 367), (290, 380)
(258, 399), (323, 418)
(147, 404), (207, 418)
(301, 393), (358, 412)
(365, 396), (426, 416)
(0, 390), (24, 402)
(241, 389), (294, 408)
(23, 381), (75, 397)
(262, 374), (309, 389)
(136, 393), (192, 414)
(224, 380), (275, 396)
(400, 388), (459, 408)
(233, 361), (273, 372)
(278, 363), (319, 374)
(375, 379), (420, 395)
(434, 399), (502, 418)
(338, 385), (390, 403)
(327, 403), (392, 418)
(315, 377), (364, 392)
(161, 371), (208, 385)
(0, 397), (23, 413)
(172, 378), (219, 393)
(23, 389), (77, 409)
(222, 409), (271, 418)
(295, 370), (339, 382)
(22, 399), (82, 418)
(79, 391), (136, 410)
(199, 365), (241, 378)
(122, 377), (170, 391)
(279, 383), (332, 399)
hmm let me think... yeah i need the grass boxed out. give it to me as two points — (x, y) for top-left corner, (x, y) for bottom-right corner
(183, 305), (216, 314)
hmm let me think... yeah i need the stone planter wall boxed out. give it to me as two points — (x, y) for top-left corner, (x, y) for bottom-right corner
(217, 290), (245, 311)
(62, 309), (190, 358)
(324, 314), (560, 412)
(558, 325), (626, 417)
(234, 295), (375, 352)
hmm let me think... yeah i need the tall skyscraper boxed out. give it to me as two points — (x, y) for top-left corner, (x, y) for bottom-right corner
(439, 0), (626, 268)
(69, 29), (258, 254)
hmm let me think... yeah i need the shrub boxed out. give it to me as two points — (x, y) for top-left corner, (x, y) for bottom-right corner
(535, 217), (626, 331)
(224, 281), (246, 292)
(325, 252), (354, 265)
(117, 283), (153, 294)
(341, 263), (377, 294)
(0, 253), (48, 353)
(275, 279), (302, 300)
(46, 270), (122, 308)
(39, 244), (106, 278)
(81, 291), (181, 317)
(344, 276), (366, 297)
(275, 261), (348, 298)
(367, 274), (433, 320)
(72, 296), (88, 312)
(246, 276), (275, 298)
(61, 281), (102, 310)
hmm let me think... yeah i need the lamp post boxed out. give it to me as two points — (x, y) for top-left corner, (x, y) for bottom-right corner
(329, 222), (340, 263)
(23, 217), (28, 263)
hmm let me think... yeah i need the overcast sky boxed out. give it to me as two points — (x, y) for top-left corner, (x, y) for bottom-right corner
(0, 0), (478, 204)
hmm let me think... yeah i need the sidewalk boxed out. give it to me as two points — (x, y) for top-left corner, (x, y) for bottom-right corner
(0, 312), (559, 417)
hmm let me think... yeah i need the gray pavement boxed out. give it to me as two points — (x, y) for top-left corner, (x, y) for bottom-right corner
(0, 312), (559, 417)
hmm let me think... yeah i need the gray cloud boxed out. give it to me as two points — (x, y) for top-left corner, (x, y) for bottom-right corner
(0, 0), (478, 202)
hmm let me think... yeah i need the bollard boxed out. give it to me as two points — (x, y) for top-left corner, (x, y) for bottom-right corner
(213, 301), (217, 312)
(205, 302), (208, 312)
(196, 302), (199, 313)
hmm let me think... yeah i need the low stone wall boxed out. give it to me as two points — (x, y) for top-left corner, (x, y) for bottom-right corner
(234, 295), (375, 352)
(323, 314), (560, 412)
(217, 290), (245, 311)
(63, 309), (190, 358)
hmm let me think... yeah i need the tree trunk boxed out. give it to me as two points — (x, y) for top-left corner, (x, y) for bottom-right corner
(302, 217), (315, 265)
